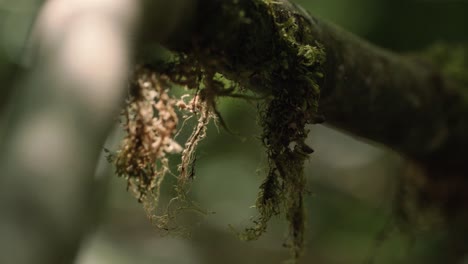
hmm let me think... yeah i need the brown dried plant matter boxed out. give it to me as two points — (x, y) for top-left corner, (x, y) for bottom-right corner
(113, 68), (182, 222)
(112, 0), (325, 260)
(110, 64), (217, 232)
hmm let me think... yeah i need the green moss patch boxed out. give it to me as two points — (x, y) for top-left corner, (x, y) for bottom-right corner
(110, 0), (326, 262)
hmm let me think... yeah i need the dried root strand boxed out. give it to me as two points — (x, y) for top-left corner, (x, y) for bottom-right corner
(178, 95), (211, 193)
(113, 67), (182, 226)
(111, 60), (224, 232)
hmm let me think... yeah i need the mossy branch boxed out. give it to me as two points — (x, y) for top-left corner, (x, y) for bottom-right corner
(131, 0), (468, 261)
(147, 0), (468, 167)
(144, 1), (468, 230)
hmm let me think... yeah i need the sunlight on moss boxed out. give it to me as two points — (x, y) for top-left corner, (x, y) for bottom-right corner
(238, 1), (325, 261)
(109, 0), (326, 262)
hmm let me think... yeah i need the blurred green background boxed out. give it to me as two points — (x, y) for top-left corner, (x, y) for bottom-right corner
(1, 0), (468, 263)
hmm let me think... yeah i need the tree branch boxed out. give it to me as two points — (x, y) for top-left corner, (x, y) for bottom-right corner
(149, 0), (468, 166)
(137, 0), (468, 231)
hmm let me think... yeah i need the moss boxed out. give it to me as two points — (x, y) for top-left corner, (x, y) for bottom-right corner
(112, 0), (326, 262)
(226, 0), (326, 261)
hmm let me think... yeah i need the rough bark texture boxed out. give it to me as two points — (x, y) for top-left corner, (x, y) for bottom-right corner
(3, 0), (467, 262)
(147, 0), (468, 232)
(157, 0), (468, 166)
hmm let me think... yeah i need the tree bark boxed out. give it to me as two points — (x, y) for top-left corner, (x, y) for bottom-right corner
(152, 0), (468, 167)
(142, 0), (468, 230)
(2, 0), (467, 262)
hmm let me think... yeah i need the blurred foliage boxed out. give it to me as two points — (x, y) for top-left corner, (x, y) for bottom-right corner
(295, 0), (468, 51)
(1, 0), (467, 263)
(0, 0), (40, 108)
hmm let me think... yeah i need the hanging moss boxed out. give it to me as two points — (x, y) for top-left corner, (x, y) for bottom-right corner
(110, 0), (326, 262)
(108, 0), (468, 262)
(237, 1), (325, 261)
